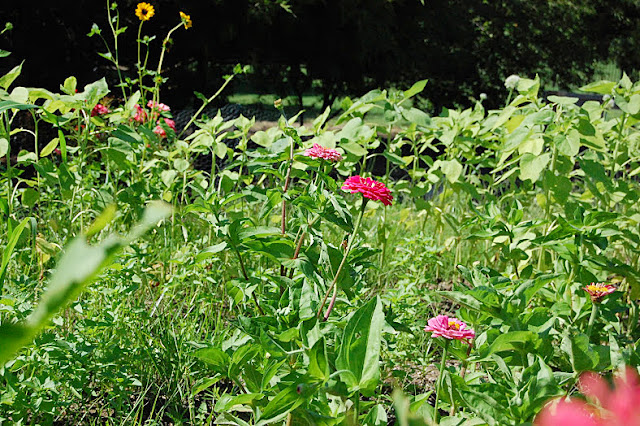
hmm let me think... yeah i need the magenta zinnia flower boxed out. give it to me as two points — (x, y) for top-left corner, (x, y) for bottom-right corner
(424, 315), (475, 341)
(341, 175), (393, 206)
(303, 143), (342, 162)
(147, 100), (171, 112)
(584, 282), (615, 302)
(153, 118), (176, 137)
(91, 103), (109, 117)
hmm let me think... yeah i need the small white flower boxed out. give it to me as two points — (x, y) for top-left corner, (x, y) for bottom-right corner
(603, 94), (611, 101)
(505, 74), (521, 90)
(479, 93), (487, 101)
(606, 99), (615, 109)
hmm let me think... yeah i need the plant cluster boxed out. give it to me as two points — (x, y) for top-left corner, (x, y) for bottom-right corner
(1, 3), (640, 425)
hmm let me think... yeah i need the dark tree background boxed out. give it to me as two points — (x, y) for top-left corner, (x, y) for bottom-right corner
(1, 0), (639, 111)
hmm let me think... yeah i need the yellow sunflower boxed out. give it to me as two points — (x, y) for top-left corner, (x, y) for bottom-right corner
(135, 2), (155, 21)
(179, 11), (192, 29)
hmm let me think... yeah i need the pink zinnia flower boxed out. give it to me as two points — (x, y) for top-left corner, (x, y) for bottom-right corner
(303, 143), (342, 162)
(91, 103), (109, 117)
(584, 282), (615, 302)
(147, 100), (171, 112)
(424, 315), (475, 341)
(133, 104), (147, 123)
(153, 118), (176, 137)
(341, 175), (393, 206)
(535, 398), (600, 426)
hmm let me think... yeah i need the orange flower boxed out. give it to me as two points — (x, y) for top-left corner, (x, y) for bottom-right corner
(135, 3), (155, 21)
(179, 11), (192, 29)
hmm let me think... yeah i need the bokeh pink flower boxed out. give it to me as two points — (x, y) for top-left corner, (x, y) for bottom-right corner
(424, 315), (475, 342)
(91, 103), (109, 117)
(133, 104), (147, 123)
(536, 367), (640, 426)
(147, 100), (171, 112)
(153, 118), (176, 137)
(303, 143), (342, 162)
(341, 175), (393, 206)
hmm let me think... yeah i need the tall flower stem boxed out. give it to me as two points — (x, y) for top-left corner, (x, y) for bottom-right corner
(450, 342), (473, 416)
(152, 23), (182, 108)
(586, 302), (598, 340)
(434, 340), (449, 424)
(136, 21), (145, 100)
(317, 199), (368, 321)
(279, 129), (295, 277)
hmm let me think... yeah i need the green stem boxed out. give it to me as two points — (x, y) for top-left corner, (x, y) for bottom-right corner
(434, 340), (449, 424)
(137, 21), (144, 99)
(318, 199), (368, 321)
(152, 23), (182, 108)
(586, 302), (598, 340)
(177, 73), (236, 140)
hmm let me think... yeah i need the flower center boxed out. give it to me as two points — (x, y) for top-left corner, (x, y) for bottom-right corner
(586, 284), (606, 294)
(448, 320), (461, 330)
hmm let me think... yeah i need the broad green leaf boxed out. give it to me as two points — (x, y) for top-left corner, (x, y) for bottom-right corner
(62, 76), (77, 95)
(340, 140), (368, 157)
(193, 347), (231, 376)
(440, 159), (463, 183)
(0, 202), (171, 365)
(480, 331), (542, 359)
(579, 80), (615, 95)
(308, 338), (329, 381)
(256, 383), (310, 426)
(561, 333), (599, 372)
(195, 242), (228, 263)
(364, 404), (389, 426)
(336, 296), (385, 396)
(519, 152), (550, 182)
(215, 392), (263, 412)
(403, 79), (428, 100)
(21, 188), (39, 208)
(0, 62), (22, 90)
(40, 138), (59, 157)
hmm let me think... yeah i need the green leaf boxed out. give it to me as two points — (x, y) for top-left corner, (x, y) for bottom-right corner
(0, 217), (30, 293)
(519, 152), (550, 182)
(364, 404), (389, 426)
(336, 296), (385, 396)
(579, 80), (616, 95)
(215, 392), (263, 412)
(40, 138), (59, 157)
(340, 140), (368, 157)
(480, 331), (542, 360)
(0, 202), (171, 365)
(440, 159), (463, 183)
(0, 138), (8, 158)
(256, 384), (309, 426)
(308, 338), (329, 381)
(561, 333), (599, 372)
(193, 347), (231, 376)
(0, 62), (22, 90)
(195, 242), (228, 263)
(403, 79), (428, 100)
(21, 188), (39, 208)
